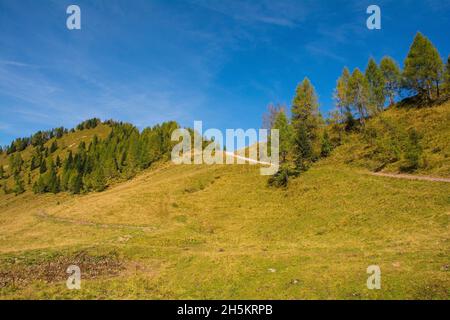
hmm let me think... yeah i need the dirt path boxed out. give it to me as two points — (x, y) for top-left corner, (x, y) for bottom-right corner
(224, 151), (271, 165)
(370, 172), (450, 183)
(225, 151), (450, 183)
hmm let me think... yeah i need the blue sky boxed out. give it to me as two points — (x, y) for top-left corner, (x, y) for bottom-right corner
(0, 0), (449, 146)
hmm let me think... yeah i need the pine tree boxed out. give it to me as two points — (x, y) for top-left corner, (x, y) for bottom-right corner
(365, 58), (385, 112)
(348, 68), (370, 126)
(380, 56), (401, 106)
(403, 32), (444, 101)
(272, 110), (293, 163)
(291, 77), (321, 136)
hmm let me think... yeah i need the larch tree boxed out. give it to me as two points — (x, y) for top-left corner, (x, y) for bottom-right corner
(444, 55), (450, 96)
(380, 56), (401, 106)
(365, 58), (385, 113)
(291, 77), (321, 137)
(348, 68), (370, 126)
(403, 32), (444, 101)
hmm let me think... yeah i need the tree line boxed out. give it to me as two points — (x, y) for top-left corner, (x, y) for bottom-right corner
(1, 120), (180, 195)
(264, 32), (449, 187)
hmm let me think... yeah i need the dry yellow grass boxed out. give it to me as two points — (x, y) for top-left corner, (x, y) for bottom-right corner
(0, 157), (449, 299)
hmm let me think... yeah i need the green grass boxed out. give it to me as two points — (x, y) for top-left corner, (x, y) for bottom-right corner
(0, 102), (449, 299)
(334, 100), (450, 177)
(0, 159), (448, 299)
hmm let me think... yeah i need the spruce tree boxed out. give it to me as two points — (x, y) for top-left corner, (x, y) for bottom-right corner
(403, 32), (444, 101)
(380, 56), (401, 106)
(365, 58), (385, 112)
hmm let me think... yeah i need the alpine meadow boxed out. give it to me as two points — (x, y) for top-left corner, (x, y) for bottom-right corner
(0, 1), (449, 301)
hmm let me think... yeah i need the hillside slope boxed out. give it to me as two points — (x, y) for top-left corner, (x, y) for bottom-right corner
(0, 158), (448, 299)
(0, 101), (449, 299)
(333, 100), (450, 177)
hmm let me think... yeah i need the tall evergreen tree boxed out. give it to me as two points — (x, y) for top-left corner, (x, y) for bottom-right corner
(403, 32), (444, 101)
(365, 58), (385, 112)
(380, 56), (401, 106)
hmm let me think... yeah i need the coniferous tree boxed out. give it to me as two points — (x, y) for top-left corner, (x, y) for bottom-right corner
(272, 110), (293, 163)
(293, 122), (312, 174)
(333, 67), (357, 131)
(365, 58), (385, 112)
(444, 55), (450, 96)
(13, 175), (25, 195)
(403, 32), (444, 101)
(348, 68), (370, 126)
(46, 159), (59, 193)
(380, 56), (401, 106)
(50, 141), (58, 153)
(291, 77), (321, 137)
(39, 158), (47, 174)
(33, 175), (46, 194)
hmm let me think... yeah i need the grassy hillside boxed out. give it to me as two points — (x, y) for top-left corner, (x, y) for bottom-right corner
(334, 100), (450, 177)
(0, 157), (448, 299)
(0, 101), (449, 299)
